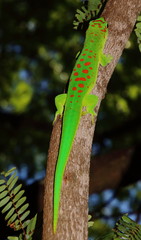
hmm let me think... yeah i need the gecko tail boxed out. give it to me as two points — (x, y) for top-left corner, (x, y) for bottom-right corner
(53, 160), (66, 234)
(53, 108), (81, 233)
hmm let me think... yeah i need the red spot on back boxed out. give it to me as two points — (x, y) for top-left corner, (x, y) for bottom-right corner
(101, 29), (106, 32)
(78, 83), (84, 88)
(82, 69), (88, 74)
(70, 95), (74, 97)
(74, 72), (78, 76)
(78, 90), (83, 93)
(78, 95), (81, 97)
(89, 67), (93, 70)
(82, 54), (86, 56)
(80, 59), (84, 61)
(72, 87), (77, 91)
(96, 20), (104, 23)
(88, 56), (92, 58)
(85, 49), (88, 51)
(90, 50), (93, 52)
(84, 62), (91, 66)
(75, 77), (86, 81)
(77, 64), (81, 68)
(87, 76), (91, 79)
(73, 69), (76, 71)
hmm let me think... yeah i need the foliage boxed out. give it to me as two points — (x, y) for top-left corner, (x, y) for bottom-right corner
(113, 214), (141, 239)
(0, 168), (37, 240)
(135, 15), (141, 52)
(73, 0), (106, 29)
(88, 214), (141, 239)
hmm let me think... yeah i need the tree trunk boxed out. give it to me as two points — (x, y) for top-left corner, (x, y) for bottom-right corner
(42, 0), (141, 239)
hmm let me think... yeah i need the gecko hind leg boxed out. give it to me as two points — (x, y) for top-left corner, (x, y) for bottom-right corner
(82, 94), (99, 123)
(53, 93), (67, 124)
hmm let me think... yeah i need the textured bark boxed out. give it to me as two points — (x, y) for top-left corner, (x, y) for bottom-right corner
(43, 0), (141, 239)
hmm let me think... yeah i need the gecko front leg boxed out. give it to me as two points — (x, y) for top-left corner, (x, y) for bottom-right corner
(53, 93), (67, 123)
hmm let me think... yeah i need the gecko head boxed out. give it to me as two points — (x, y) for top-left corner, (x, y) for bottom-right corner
(88, 17), (108, 37)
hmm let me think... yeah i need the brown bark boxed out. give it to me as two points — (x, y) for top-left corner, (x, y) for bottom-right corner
(43, 0), (141, 239)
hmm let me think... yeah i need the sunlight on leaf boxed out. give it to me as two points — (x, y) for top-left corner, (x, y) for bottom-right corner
(107, 94), (130, 115)
(38, 46), (50, 60)
(116, 97), (130, 114)
(10, 81), (33, 112)
(126, 85), (141, 100)
(125, 40), (132, 49)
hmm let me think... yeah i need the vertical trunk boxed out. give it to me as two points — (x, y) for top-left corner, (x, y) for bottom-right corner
(42, 0), (141, 239)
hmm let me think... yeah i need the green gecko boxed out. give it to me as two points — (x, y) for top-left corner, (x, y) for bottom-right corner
(53, 17), (112, 233)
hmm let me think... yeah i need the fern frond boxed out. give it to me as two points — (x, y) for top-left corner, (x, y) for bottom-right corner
(26, 214), (37, 236)
(135, 14), (141, 52)
(73, 0), (107, 29)
(0, 168), (37, 240)
(113, 214), (141, 239)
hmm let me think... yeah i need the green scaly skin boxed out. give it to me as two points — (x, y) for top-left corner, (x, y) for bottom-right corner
(53, 17), (112, 233)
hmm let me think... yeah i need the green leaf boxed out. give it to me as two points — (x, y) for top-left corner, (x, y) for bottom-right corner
(137, 15), (141, 21)
(139, 44), (141, 52)
(0, 196), (10, 207)
(0, 190), (8, 199)
(7, 172), (17, 186)
(26, 214), (37, 235)
(11, 219), (22, 231)
(20, 210), (30, 221)
(8, 176), (18, 191)
(75, 13), (83, 22)
(2, 201), (12, 213)
(136, 24), (141, 31)
(5, 207), (15, 220)
(7, 213), (17, 225)
(22, 219), (30, 229)
(0, 179), (5, 185)
(13, 190), (25, 203)
(88, 0), (101, 12)
(15, 196), (26, 208)
(116, 224), (126, 232)
(5, 167), (16, 177)
(0, 184), (7, 192)
(11, 184), (22, 196)
(114, 238), (122, 240)
(18, 203), (29, 215)
(122, 215), (134, 224)
(19, 233), (24, 240)
(81, 6), (89, 14)
(7, 237), (19, 240)
(14, 219), (20, 226)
